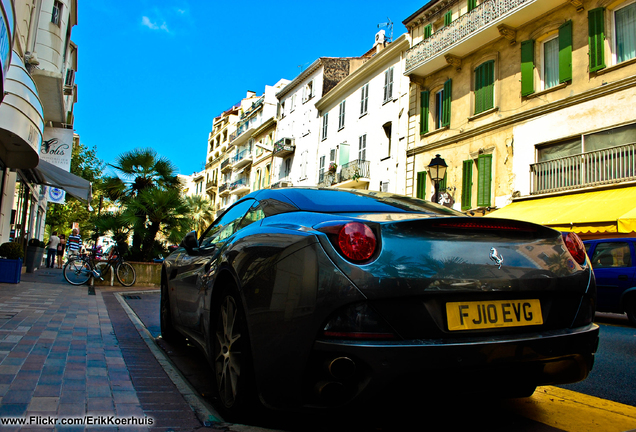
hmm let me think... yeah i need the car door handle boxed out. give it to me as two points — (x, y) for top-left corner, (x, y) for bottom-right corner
(618, 275), (629, 280)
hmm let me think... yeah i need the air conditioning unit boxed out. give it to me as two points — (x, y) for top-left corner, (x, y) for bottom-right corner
(279, 181), (292, 188)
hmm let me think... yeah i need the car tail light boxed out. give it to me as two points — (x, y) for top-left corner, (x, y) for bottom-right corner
(337, 222), (377, 262)
(563, 232), (587, 265)
(322, 303), (396, 340)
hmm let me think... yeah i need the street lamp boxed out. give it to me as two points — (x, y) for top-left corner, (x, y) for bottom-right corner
(427, 154), (448, 204)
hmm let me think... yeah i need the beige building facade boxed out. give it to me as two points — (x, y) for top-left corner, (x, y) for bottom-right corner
(404, 0), (636, 239)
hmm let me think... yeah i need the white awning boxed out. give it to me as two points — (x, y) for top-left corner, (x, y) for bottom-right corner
(33, 159), (92, 202)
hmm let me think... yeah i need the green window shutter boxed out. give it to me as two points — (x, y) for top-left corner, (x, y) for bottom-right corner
(442, 79), (452, 127)
(477, 154), (492, 207)
(420, 91), (429, 135)
(588, 8), (606, 72)
(475, 61), (494, 114)
(461, 160), (473, 211)
(416, 171), (427, 199)
(468, 0), (477, 12)
(559, 20), (573, 83)
(444, 11), (452, 26)
(520, 40), (535, 96)
(424, 25), (432, 39)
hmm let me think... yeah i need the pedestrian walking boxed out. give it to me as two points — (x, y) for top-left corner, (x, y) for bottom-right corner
(46, 231), (60, 268)
(67, 228), (82, 258)
(57, 233), (66, 268)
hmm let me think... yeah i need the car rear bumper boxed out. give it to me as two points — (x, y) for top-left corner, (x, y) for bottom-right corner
(305, 324), (599, 407)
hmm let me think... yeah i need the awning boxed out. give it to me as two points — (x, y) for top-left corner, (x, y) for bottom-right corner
(33, 159), (92, 202)
(485, 186), (636, 234)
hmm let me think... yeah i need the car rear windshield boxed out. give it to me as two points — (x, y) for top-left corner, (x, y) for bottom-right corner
(282, 189), (463, 215)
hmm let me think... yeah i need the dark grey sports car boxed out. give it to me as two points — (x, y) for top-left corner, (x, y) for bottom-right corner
(160, 188), (599, 416)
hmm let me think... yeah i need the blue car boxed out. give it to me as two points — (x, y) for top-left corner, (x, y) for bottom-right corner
(584, 238), (636, 325)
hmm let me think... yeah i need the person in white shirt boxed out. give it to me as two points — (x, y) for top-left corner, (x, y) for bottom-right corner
(47, 232), (61, 268)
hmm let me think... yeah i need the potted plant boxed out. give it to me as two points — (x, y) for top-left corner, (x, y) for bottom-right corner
(328, 162), (338, 174)
(25, 238), (46, 273)
(0, 242), (24, 283)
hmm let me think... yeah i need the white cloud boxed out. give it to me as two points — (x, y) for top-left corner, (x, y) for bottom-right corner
(141, 16), (169, 32)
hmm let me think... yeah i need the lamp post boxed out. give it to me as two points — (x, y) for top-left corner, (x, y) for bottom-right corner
(427, 154), (448, 205)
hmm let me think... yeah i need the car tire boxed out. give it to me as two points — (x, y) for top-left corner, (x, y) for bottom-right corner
(212, 287), (257, 420)
(160, 280), (184, 344)
(625, 295), (636, 326)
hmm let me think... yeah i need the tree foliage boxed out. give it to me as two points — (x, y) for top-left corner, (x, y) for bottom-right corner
(184, 194), (216, 237)
(45, 142), (105, 239)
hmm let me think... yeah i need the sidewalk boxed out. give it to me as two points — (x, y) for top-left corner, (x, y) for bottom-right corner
(0, 267), (239, 431)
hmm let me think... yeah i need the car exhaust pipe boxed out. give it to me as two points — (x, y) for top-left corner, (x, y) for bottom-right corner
(315, 380), (346, 402)
(326, 356), (356, 380)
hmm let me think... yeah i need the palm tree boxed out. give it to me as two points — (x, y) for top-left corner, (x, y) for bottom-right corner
(98, 148), (182, 260)
(185, 195), (216, 237)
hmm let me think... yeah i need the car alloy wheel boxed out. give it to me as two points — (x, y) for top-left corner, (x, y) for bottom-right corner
(215, 294), (244, 408)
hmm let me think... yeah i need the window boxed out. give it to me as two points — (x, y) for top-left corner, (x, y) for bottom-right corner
(588, 8), (606, 72)
(477, 154), (492, 207)
(303, 80), (314, 102)
(444, 10), (453, 26)
(424, 24), (432, 39)
(319, 156), (325, 175)
(420, 91), (429, 135)
(322, 113), (328, 140)
(614, 2), (636, 64)
(474, 60), (495, 115)
(543, 37), (560, 88)
(435, 79), (452, 129)
(52, 1), (62, 26)
(360, 83), (369, 115)
(264, 164), (270, 187)
(383, 67), (394, 103)
(283, 158), (292, 178)
(359, 134), (367, 161)
(467, 0), (477, 12)
(591, 242), (632, 268)
(416, 171), (427, 199)
(383, 123), (392, 159)
(199, 199), (255, 250)
(338, 100), (346, 130)
(65, 69), (75, 87)
(290, 94), (296, 112)
(280, 101), (286, 118)
(461, 160), (473, 210)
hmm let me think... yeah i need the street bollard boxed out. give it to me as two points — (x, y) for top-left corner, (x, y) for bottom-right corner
(88, 273), (95, 295)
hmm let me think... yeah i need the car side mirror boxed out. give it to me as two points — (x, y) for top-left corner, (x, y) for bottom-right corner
(180, 231), (199, 254)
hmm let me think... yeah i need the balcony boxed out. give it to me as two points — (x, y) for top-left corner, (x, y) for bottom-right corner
(405, 0), (563, 77)
(206, 179), (218, 192)
(232, 147), (253, 171)
(317, 172), (337, 188)
(273, 138), (295, 158)
(334, 160), (371, 188)
(530, 143), (636, 195)
(221, 158), (232, 173)
(271, 178), (293, 189)
(230, 177), (250, 196)
(30, 68), (66, 122)
(219, 182), (231, 196)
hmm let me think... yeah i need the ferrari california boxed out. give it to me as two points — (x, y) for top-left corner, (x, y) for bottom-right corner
(160, 187), (599, 416)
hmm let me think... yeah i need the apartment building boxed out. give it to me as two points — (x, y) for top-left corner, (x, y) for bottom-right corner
(403, 0), (636, 238)
(314, 32), (410, 193)
(0, 0), (86, 247)
(273, 57), (367, 189)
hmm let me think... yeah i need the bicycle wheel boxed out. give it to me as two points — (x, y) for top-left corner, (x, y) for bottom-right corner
(116, 262), (136, 287)
(94, 261), (110, 280)
(63, 258), (92, 285)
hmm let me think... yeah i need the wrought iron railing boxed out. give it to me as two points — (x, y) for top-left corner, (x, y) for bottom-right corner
(230, 177), (249, 191)
(233, 147), (252, 164)
(339, 159), (371, 182)
(221, 158), (231, 170)
(405, 0), (531, 73)
(530, 143), (636, 194)
(219, 182), (229, 193)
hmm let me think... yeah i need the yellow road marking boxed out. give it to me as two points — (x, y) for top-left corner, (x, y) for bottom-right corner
(503, 386), (636, 432)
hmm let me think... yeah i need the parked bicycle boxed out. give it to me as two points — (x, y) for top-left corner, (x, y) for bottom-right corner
(63, 243), (136, 287)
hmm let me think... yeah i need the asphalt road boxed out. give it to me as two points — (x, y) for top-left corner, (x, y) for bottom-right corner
(559, 312), (636, 406)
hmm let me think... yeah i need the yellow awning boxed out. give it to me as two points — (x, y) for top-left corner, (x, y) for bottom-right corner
(486, 186), (636, 234)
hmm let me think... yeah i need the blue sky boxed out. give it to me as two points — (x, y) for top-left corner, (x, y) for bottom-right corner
(73, 1), (426, 176)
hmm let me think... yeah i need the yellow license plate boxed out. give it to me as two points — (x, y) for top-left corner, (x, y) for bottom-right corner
(446, 299), (543, 331)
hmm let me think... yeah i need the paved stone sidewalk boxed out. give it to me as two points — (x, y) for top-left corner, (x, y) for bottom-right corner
(0, 268), (223, 431)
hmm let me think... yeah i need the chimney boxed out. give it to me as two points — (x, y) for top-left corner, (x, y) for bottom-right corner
(246, 91), (256, 98)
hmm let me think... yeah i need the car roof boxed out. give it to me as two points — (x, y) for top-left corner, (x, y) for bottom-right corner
(250, 187), (462, 215)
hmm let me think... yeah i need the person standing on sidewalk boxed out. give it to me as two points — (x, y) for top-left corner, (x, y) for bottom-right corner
(67, 229), (83, 258)
(57, 233), (66, 268)
(46, 231), (60, 268)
